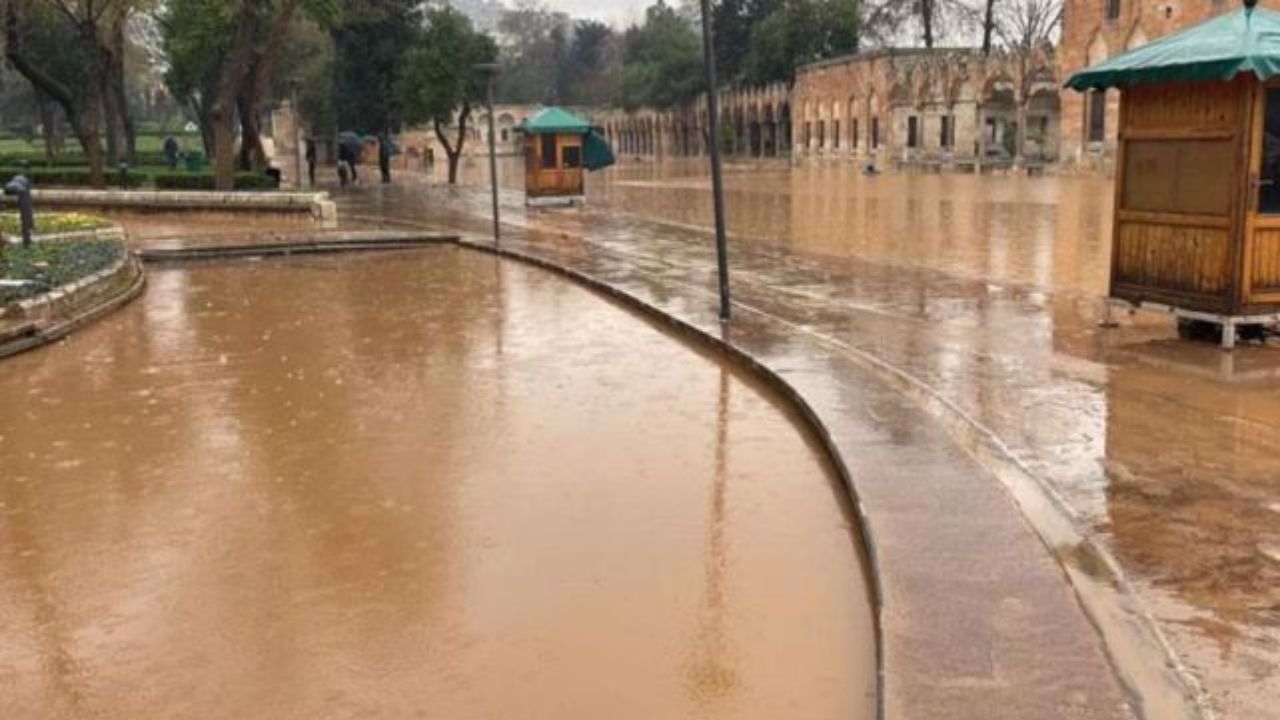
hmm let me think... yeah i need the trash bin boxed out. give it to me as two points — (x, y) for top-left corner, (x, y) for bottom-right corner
(183, 151), (206, 172)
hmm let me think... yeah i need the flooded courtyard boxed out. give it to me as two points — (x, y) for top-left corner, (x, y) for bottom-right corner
(0, 249), (875, 719)
(341, 156), (1280, 719)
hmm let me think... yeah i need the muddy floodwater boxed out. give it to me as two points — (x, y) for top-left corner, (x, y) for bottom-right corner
(382, 156), (1280, 719)
(0, 249), (875, 719)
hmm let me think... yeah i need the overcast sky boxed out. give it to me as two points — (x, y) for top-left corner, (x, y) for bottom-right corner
(537, 0), (649, 27)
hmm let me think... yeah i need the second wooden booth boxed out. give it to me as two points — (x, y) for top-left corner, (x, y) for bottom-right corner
(1069, 0), (1280, 348)
(518, 107), (615, 204)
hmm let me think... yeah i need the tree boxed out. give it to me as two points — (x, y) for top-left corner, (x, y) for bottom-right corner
(330, 0), (415, 136)
(201, 0), (335, 189)
(615, 0), (702, 110)
(493, 0), (569, 104)
(742, 0), (860, 85)
(561, 20), (618, 106)
(397, 5), (497, 184)
(4, 0), (116, 185)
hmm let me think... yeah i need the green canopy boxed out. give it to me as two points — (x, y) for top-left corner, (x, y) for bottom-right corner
(583, 129), (615, 171)
(518, 107), (592, 134)
(1067, 5), (1280, 91)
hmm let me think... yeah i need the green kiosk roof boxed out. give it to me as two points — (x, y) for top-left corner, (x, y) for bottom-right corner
(1067, 4), (1280, 91)
(518, 107), (593, 134)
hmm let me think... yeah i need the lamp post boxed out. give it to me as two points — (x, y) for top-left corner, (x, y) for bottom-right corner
(474, 62), (501, 244)
(699, 0), (731, 321)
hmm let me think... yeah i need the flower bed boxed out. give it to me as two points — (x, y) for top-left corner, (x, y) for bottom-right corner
(0, 211), (111, 235)
(1, 212), (124, 304)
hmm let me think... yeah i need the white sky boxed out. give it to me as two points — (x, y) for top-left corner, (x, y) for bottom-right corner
(536, 0), (649, 27)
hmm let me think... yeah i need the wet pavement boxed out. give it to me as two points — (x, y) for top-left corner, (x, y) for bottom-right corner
(0, 248), (876, 719)
(323, 158), (1280, 720)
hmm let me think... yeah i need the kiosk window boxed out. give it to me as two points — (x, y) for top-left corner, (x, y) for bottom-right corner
(540, 135), (557, 168)
(563, 145), (581, 169)
(1260, 88), (1280, 213)
(1123, 139), (1232, 216)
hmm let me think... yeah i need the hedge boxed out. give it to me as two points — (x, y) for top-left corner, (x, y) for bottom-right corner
(0, 167), (146, 189)
(0, 167), (277, 191)
(0, 152), (170, 167)
(153, 171), (276, 191)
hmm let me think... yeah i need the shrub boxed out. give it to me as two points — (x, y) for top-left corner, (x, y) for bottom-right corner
(0, 166), (147, 189)
(152, 171), (277, 191)
(0, 152), (170, 168)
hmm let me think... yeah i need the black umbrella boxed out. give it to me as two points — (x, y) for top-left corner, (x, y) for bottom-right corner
(337, 131), (364, 161)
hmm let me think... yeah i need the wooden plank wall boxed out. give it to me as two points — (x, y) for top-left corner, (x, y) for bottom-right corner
(1112, 79), (1247, 313)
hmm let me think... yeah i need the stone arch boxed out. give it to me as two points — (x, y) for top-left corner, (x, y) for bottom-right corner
(1126, 27), (1149, 51)
(1087, 31), (1109, 65)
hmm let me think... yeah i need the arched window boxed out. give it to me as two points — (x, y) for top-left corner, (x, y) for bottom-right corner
(1106, 0), (1121, 20)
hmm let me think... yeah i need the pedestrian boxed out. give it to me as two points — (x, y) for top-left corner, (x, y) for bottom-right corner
(304, 137), (317, 187)
(378, 132), (395, 184)
(163, 136), (180, 171)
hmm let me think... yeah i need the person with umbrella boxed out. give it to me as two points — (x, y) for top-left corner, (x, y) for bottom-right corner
(337, 131), (363, 186)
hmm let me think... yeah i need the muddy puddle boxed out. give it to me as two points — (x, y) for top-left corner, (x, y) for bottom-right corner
(0, 248), (875, 719)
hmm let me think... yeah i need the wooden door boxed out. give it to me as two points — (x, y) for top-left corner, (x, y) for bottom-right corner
(1244, 81), (1280, 309)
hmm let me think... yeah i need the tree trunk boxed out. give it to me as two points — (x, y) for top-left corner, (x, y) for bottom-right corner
(921, 0), (935, 49)
(211, 1), (264, 190)
(434, 103), (471, 185)
(36, 92), (58, 166)
(982, 0), (997, 55)
(192, 97), (216, 156)
(108, 15), (135, 163)
(237, 91), (267, 171)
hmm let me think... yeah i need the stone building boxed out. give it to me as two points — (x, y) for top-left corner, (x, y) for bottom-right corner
(791, 48), (1060, 168)
(1059, 0), (1280, 168)
(592, 48), (1059, 172)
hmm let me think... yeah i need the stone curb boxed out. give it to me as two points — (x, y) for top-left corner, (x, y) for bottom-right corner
(1, 189), (337, 223)
(137, 233), (456, 263)
(0, 253), (145, 360)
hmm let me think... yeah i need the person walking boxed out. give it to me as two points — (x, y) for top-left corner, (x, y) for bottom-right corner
(163, 137), (180, 171)
(378, 132), (395, 184)
(304, 137), (317, 187)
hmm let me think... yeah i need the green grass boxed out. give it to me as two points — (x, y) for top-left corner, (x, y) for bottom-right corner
(0, 134), (200, 156)
(0, 238), (124, 304)
(0, 212), (110, 235)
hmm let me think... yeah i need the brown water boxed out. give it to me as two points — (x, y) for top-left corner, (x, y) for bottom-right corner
(395, 157), (1280, 719)
(0, 249), (875, 719)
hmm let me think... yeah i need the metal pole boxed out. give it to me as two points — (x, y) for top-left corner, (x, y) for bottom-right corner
(699, 0), (731, 321)
(485, 72), (500, 244)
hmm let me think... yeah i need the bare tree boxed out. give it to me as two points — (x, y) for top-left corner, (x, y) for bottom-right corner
(982, 0), (997, 54)
(994, 0), (1062, 53)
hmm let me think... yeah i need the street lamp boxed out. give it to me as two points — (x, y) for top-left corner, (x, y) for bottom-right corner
(473, 62), (501, 244)
(699, 0), (731, 321)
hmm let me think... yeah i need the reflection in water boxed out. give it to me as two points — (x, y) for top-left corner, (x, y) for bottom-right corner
(0, 249), (874, 719)
(685, 368), (738, 709)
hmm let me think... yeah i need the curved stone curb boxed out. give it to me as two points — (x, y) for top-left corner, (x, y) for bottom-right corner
(0, 253), (145, 360)
(452, 236), (884, 720)
(137, 231), (455, 263)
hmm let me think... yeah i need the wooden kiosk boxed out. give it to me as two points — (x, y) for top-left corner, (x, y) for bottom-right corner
(517, 107), (614, 204)
(1069, 0), (1280, 348)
